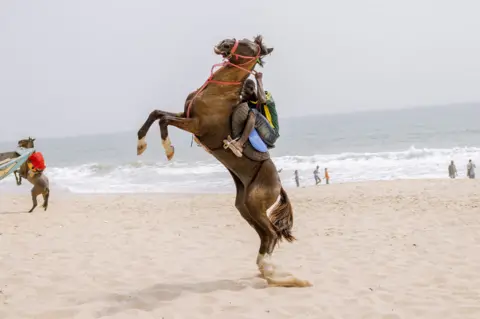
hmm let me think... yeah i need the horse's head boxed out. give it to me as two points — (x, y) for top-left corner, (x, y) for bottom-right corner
(214, 35), (274, 67)
(18, 137), (35, 148)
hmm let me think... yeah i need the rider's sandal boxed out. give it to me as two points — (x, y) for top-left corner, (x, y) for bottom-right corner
(223, 136), (243, 157)
(229, 144), (243, 158)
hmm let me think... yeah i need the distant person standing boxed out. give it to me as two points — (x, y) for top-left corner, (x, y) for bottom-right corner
(467, 159), (476, 179)
(294, 170), (300, 187)
(448, 160), (457, 178)
(313, 165), (321, 185)
(324, 168), (330, 184)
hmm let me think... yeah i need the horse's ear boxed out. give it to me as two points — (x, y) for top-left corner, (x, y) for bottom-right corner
(254, 34), (263, 45)
(254, 35), (273, 56)
(32, 138), (36, 142)
(260, 46), (274, 56)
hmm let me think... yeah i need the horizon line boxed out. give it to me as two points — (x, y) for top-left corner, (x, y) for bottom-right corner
(0, 101), (478, 143)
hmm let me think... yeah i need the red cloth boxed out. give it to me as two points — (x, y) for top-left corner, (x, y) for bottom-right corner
(28, 152), (46, 171)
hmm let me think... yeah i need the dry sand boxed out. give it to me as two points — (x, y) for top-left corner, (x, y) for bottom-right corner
(1, 179), (480, 319)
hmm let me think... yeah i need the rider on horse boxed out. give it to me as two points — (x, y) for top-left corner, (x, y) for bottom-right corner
(225, 72), (280, 157)
(27, 151), (46, 177)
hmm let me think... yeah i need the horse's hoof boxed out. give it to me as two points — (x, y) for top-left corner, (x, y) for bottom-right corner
(137, 137), (147, 155)
(166, 145), (175, 161)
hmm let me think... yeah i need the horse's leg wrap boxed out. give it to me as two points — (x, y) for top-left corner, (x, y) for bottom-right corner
(162, 137), (175, 161)
(136, 110), (185, 156)
(159, 116), (200, 161)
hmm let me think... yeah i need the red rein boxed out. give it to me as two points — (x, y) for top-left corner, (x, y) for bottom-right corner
(186, 40), (260, 118)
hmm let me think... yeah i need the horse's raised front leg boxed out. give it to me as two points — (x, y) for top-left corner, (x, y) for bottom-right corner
(159, 115), (201, 161)
(137, 110), (183, 155)
(14, 171), (21, 186)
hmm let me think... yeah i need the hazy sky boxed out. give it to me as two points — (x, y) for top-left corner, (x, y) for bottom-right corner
(1, 0), (479, 140)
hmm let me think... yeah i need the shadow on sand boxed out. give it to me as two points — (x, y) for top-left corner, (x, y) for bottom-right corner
(0, 211), (30, 215)
(96, 277), (266, 316)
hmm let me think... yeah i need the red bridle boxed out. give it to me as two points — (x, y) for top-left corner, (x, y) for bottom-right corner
(186, 39), (261, 118)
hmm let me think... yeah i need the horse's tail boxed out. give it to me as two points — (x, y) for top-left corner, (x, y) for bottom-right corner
(269, 187), (296, 242)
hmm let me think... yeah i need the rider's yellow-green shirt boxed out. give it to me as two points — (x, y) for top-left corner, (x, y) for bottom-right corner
(248, 91), (279, 133)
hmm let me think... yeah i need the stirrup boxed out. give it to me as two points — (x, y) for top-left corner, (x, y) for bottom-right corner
(223, 135), (243, 157)
(223, 135), (238, 149)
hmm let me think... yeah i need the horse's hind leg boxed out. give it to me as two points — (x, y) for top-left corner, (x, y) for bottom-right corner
(29, 186), (41, 213)
(244, 183), (280, 277)
(228, 170), (256, 227)
(137, 110), (184, 155)
(245, 161), (312, 287)
(229, 170), (281, 278)
(42, 187), (50, 211)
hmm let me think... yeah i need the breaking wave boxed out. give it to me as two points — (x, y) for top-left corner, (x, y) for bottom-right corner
(1, 146), (478, 193)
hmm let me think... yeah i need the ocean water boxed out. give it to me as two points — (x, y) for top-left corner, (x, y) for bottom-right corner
(1, 104), (479, 194)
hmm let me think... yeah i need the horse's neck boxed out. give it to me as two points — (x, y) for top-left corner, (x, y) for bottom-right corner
(202, 62), (255, 104)
(18, 147), (34, 177)
(212, 60), (255, 86)
(19, 162), (29, 177)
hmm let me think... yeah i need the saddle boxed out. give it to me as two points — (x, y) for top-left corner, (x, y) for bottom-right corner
(226, 103), (270, 162)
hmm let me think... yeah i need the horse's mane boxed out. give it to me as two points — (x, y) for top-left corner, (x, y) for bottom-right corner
(237, 35), (272, 89)
(253, 34), (268, 67)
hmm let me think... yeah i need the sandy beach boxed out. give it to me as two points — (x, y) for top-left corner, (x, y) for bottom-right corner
(1, 179), (479, 318)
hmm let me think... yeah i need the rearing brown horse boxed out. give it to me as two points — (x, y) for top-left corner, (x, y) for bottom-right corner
(137, 36), (310, 287)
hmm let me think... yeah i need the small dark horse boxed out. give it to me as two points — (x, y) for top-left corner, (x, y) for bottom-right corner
(14, 137), (50, 213)
(137, 36), (310, 287)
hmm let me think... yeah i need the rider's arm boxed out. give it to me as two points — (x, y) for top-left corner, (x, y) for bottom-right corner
(255, 73), (267, 104)
(238, 111), (256, 146)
